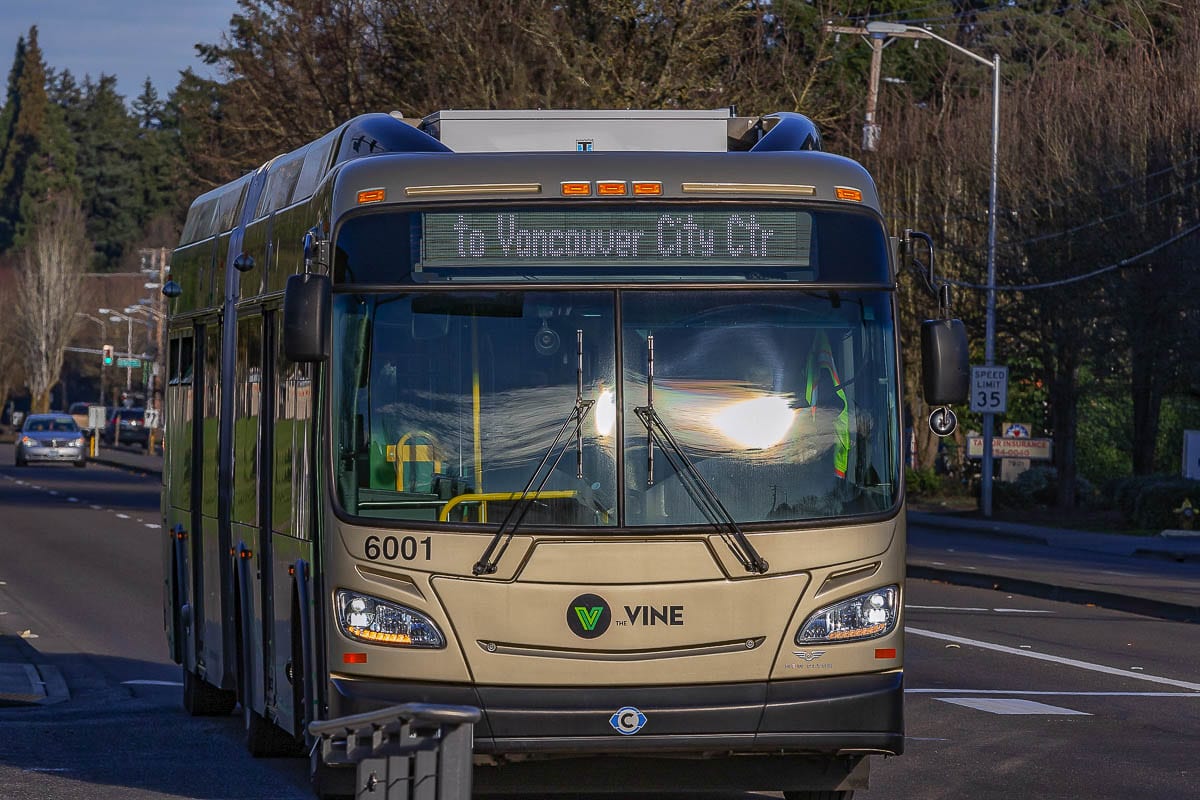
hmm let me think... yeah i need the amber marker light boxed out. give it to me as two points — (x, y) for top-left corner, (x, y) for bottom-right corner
(632, 181), (662, 196)
(834, 186), (863, 202)
(357, 188), (386, 204)
(561, 181), (592, 196)
(596, 181), (627, 196)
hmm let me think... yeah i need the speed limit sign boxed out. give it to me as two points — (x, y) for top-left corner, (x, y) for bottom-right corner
(970, 365), (1008, 414)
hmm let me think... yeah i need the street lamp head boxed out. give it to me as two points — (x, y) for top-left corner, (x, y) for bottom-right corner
(866, 21), (912, 35)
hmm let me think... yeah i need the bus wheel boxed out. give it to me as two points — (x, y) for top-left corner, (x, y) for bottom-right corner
(182, 668), (236, 716)
(783, 793), (855, 800)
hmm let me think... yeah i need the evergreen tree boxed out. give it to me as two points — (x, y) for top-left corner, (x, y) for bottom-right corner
(132, 78), (181, 228)
(71, 74), (143, 269)
(0, 27), (78, 253)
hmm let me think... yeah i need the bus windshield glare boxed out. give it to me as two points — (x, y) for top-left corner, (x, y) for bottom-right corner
(332, 288), (899, 527)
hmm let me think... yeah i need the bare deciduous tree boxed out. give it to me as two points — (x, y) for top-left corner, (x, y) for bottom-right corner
(16, 193), (89, 412)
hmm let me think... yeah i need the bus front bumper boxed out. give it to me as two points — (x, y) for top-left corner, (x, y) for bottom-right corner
(326, 670), (904, 757)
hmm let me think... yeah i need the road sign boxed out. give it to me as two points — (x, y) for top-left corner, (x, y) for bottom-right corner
(970, 365), (1008, 414)
(117, 357), (141, 368)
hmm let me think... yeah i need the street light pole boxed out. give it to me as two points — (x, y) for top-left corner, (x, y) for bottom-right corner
(74, 312), (107, 406)
(830, 21), (1002, 516)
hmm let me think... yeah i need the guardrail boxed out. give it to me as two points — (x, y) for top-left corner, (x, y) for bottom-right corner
(309, 702), (481, 799)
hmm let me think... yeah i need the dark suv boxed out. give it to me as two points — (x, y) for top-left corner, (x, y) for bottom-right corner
(101, 407), (149, 448)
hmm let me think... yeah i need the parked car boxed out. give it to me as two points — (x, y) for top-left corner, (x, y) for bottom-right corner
(15, 413), (87, 467)
(101, 407), (149, 448)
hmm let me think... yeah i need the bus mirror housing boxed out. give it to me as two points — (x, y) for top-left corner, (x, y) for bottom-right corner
(920, 318), (969, 405)
(284, 273), (331, 362)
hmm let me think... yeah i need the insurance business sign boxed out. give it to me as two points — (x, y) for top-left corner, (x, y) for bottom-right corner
(966, 436), (1052, 460)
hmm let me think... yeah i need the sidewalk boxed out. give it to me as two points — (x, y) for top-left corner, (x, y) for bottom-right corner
(907, 510), (1200, 623)
(88, 445), (162, 476)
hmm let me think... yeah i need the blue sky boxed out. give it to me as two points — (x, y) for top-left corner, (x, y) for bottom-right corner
(0, 1), (242, 102)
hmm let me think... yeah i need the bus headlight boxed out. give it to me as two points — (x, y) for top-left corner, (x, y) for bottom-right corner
(335, 590), (445, 648)
(796, 585), (899, 644)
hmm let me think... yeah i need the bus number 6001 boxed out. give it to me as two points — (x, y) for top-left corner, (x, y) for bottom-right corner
(364, 535), (432, 561)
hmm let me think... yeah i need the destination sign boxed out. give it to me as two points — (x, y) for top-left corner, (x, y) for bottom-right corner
(418, 210), (812, 270)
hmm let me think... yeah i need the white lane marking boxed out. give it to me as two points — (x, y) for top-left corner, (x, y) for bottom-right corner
(115, 513), (129, 519)
(909, 605), (989, 612)
(908, 627), (1200, 691)
(48, 490), (59, 496)
(121, 679), (183, 687)
(90, 504), (103, 510)
(984, 554), (1019, 561)
(992, 608), (1054, 614)
(938, 697), (1090, 715)
(909, 689), (1200, 697)
(144, 523), (161, 529)
(909, 605), (1052, 615)
(68, 497), (79, 503)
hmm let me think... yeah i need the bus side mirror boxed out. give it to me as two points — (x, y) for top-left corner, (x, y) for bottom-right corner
(920, 318), (969, 405)
(284, 273), (331, 362)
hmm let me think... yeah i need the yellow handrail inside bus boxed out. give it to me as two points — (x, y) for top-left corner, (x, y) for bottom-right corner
(386, 432), (442, 492)
(438, 490), (578, 522)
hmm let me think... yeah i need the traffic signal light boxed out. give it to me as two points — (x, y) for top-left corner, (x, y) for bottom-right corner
(102, 344), (113, 366)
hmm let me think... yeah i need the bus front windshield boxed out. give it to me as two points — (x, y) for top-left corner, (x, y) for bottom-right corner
(332, 289), (898, 528)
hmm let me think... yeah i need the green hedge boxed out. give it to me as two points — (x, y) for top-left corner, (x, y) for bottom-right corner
(1131, 480), (1200, 530)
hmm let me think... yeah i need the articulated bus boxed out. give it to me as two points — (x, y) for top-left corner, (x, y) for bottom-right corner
(162, 108), (967, 798)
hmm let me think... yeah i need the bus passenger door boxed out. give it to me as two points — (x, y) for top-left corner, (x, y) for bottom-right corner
(232, 312), (269, 719)
(164, 333), (195, 665)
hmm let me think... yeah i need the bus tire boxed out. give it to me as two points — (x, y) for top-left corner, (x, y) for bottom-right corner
(182, 668), (236, 716)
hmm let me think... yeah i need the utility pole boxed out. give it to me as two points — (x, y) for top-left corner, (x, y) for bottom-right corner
(825, 23), (928, 151)
(829, 20), (1004, 516)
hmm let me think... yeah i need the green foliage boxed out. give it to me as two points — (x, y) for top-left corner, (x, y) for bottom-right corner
(994, 466), (1096, 510)
(67, 75), (148, 269)
(1132, 480), (1200, 530)
(0, 27), (78, 254)
(1075, 377), (1133, 484)
(1104, 474), (1171, 520)
(1155, 396), (1200, 475)
(905, 467), (941, 497)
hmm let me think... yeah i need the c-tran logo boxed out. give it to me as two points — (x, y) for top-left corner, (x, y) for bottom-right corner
(609, 706), (647, 735)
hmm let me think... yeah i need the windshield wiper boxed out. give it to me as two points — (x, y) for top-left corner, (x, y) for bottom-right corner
(633, 335), (770, 575)
(473, 330), (595, 576)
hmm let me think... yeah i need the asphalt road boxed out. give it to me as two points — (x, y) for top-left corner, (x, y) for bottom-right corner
(1, 446), (1197, 799)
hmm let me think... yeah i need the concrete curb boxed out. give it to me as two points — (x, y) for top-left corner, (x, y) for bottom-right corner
(907, 563), (1200, 624)
(87, 454), (162, 477)
(0, 635), (70, 707)
(908, 511), (1200, 563)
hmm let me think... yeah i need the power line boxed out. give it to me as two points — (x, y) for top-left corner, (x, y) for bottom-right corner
(945, 221), (1200, 291)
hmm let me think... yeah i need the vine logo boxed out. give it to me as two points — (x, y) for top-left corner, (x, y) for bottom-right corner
(566, 593), (611, 639)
